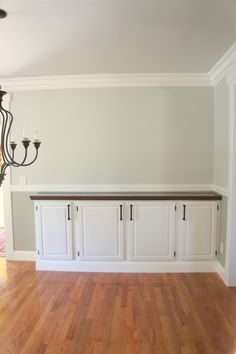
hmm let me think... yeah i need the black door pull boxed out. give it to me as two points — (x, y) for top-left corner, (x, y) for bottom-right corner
(120, 205), (123, 221)
(67, 204), (71, 221)
(130, 204), (133, 221)
(183, 204), (186, 221)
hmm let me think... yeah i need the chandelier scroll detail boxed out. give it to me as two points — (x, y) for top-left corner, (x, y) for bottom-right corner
(0, 89), (41, 186)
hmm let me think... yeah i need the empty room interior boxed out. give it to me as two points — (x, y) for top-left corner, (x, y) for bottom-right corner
(1, 1), (236, 353)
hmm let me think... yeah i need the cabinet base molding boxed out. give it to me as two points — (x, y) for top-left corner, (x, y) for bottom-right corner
(36, 260), (217, 273)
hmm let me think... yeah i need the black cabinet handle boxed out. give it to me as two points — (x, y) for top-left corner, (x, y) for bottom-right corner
(67, 204), (71, 221)
(120, 205), (123, 221)
(130, 204), (133, 221)
(183, 204), (186, 221)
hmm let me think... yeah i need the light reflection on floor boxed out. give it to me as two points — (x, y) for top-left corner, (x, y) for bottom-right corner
(0, 257), (7, 282)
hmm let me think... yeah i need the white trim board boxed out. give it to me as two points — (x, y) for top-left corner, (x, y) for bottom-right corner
(10, 184), (213, 193)
(224, 83), (236, 287)
(13, 251), (36, 261)
(2, 94), (14, 261)
(36, 260), (217, 273)
(0, 73), (211, 91)
(212, 185), (229, 197)
(209, 42), (236, 86)
(216, 261), (226, 283)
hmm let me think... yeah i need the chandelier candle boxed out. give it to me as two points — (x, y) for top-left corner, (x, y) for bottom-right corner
(0, 90), (41, 186)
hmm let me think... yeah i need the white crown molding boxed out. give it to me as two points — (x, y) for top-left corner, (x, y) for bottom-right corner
(209, 42), (236, 86)
(10, 183), (213, 193)
(0, 73), (211, 91)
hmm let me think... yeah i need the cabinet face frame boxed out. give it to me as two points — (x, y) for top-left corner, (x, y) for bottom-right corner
(35, 201), (73, 260)
(75, 201), (124, 261)
(128, 201), (176, 261)
(179, 201), (218, 261)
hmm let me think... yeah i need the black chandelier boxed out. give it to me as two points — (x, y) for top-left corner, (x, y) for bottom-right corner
(0, 89), (41, 186)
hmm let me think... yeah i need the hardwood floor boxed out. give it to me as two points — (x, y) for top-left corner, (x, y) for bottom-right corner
(0, 259), (236, 354)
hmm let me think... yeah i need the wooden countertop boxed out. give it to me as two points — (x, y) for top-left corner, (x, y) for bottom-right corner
(30, 192), (222, 201)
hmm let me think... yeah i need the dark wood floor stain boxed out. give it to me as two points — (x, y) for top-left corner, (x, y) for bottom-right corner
(0, 259), (236, 354)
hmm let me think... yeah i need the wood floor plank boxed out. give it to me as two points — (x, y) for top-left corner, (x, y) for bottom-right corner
(1, 259), (236, 354)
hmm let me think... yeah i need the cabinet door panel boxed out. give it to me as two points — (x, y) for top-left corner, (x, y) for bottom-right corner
(129, 202), (175, 260)
(38, 203), (72, 260)
(180, 202), (217, 260)
(78, 203), (124, 261)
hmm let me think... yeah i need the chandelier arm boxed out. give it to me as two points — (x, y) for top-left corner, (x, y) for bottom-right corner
(21, 148), (39, 167)
(4, 110), (21, 165)
(1, 110), (17, 165)
(19, 146), (29, 166)
(0, 110), (8, 163)
(2, 110), (28, 166)
(1, 162), (9, 174)
(0, 112), (17, 166)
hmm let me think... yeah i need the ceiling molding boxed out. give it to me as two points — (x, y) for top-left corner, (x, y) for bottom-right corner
(208, 42), (236, 86)
(0, 73), (211, 91)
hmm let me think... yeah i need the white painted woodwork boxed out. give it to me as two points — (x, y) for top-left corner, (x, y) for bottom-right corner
(128, 202), (175, 261)
(36, 202), (72, 260)
(35, 259), (217, 273)
(76, 202), (124, 261)
(33, 199), (219, 271)
(1, 74), (211, 91)
(180, 202), (217, 260)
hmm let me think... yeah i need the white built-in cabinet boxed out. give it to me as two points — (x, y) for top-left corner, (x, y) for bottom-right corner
(179, 201), (217, 260)
(33, 199), (219, 269)
(77, 202), (124, 261)
(128, 202), (176, 261)
(35, 202), (73, 260)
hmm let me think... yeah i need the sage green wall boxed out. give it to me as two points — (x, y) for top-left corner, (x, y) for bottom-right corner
(10, 87), (214, 251)
(213, 79), (229, 189)
(12, 192), (35, 251)
(11, 87), (214, 186)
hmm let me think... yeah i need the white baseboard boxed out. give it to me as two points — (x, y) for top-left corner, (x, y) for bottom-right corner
(12, 251), (36, 261)
(36, 260), (217, 273)
(216, 261), (226, 283)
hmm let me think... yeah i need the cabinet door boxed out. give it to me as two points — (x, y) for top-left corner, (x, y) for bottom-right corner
(77, 202), (124, 261)
(36, 202), (73, 260)
(180, 202), (217, 260)
(128, 202), (176, 261)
